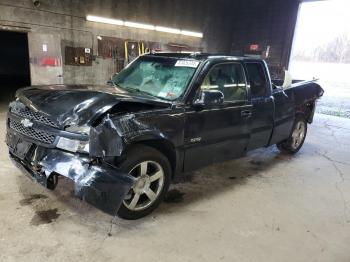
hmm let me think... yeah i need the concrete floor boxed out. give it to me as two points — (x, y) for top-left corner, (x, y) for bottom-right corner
(0, 104), (350, 262)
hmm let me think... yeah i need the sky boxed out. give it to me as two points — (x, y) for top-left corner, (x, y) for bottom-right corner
(289, 1), (350, 82)
(292, 0), (350, 53)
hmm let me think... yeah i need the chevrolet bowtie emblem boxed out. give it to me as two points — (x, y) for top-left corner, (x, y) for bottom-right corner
(21, 118), (33, 128)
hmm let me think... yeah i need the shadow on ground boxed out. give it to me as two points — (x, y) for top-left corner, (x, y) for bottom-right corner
(15, 145), (293, 233)
(158, 146), (293, 214)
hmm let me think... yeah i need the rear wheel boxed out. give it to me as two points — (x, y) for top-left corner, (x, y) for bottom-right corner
(277, 115), (307, 154)
(117, 145), (171, 219)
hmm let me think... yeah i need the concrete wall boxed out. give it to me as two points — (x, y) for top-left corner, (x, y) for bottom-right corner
(229, 0), (300, 78)
(0, 0), (236, 85)
(0, 0), (300, 85)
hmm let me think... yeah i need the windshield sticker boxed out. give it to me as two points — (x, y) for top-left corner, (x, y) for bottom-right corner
(175, 60), (199, 68)
(158, 91), (167, 98)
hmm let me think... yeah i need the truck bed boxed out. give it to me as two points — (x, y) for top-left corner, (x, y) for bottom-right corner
(268, 79), (324, 145)
(272, 79), (324, 106)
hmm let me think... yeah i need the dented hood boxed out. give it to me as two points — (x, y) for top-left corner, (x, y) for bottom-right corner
(16, 85), (170, 127)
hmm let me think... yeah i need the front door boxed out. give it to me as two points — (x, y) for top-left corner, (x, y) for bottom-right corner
(184, 62), (252, 171)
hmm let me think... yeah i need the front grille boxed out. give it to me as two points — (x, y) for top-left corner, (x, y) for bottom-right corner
(11, 106), (59, 128)
(9, 119), (56, 144)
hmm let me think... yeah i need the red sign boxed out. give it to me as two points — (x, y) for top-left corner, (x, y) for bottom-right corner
(249, 44), (259, 51)
(40, 57), (61, 67)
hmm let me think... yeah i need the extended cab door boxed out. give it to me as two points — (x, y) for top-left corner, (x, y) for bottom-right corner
(244, 62), (274, 150)
(183, 62), (252, 171)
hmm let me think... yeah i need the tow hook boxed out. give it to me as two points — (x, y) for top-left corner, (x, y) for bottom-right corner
(47, 173), (58, 190)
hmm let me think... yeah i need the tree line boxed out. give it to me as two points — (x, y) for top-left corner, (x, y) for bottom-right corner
(293, 34), (350, 63)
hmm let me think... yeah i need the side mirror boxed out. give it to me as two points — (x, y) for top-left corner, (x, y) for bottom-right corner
(193, 90), (224, 107)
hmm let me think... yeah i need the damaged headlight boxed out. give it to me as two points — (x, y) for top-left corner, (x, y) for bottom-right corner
(56, 137), (89, 154)
(58, 125), (90, 153)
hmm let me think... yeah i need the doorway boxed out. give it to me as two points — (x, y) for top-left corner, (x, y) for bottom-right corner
(289, 0), (350, 119)
(0, 30), (30, 107)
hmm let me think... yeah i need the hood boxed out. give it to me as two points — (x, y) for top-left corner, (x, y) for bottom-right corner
(16, 85), (171, 127)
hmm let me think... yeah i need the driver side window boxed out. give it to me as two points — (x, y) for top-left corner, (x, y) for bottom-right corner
(201, 63), (247, 102)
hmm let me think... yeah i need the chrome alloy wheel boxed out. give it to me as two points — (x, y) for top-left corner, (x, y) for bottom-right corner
(291, 120), (306, 150)
(123, 161), (165, 211)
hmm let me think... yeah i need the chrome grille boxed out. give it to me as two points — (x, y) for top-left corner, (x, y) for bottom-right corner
(9, 119), (56, 144)
(11, 106), (59, 128)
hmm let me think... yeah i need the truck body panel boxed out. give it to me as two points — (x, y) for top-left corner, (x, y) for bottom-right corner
(5, 53), (324, 215)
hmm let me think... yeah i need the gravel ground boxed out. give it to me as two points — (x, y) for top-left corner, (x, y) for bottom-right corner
(289, 61), (350, 119)
(316, 81), (350, 119)
(317, 97), (350, 119)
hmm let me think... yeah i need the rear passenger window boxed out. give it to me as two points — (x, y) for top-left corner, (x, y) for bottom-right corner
(246, 63), (268, 97)
(201, 63), (247, 102)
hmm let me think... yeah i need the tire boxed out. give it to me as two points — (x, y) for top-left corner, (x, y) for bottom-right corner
(277, 115), (307, 154)
(116, 145), (171, 219)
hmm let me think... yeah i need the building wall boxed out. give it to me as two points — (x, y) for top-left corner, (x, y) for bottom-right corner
(230, 0), (300, 78)
(0, 0), (236, 85)
(0, 0), (300, 85)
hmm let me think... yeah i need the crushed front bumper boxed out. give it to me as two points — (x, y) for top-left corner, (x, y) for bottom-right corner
(8, 135), (135, 215)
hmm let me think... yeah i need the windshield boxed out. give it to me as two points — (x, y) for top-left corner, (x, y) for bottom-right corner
(111, 56), (199, 100)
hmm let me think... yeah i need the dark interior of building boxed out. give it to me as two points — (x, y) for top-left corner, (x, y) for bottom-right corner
(0, 30), (30, 104)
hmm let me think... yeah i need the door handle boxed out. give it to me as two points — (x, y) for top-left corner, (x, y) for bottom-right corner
(241, 110), (252, 118)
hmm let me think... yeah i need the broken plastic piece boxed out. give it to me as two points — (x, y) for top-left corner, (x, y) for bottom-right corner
(10, 148), (135, 215)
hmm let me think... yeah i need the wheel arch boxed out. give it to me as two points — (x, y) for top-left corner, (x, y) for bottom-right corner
(122, 136), (178, 178)
(295, 100), (316, 123)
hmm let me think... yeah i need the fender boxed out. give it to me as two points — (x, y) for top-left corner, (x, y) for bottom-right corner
(89, 113), (182, 175)
(89, 113), (173, 157)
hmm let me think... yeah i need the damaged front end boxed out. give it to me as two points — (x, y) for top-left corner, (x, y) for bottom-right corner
(6, 99), (136, 215)
(8, 147), (134, 215)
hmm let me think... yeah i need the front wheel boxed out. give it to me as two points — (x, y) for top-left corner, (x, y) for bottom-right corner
(277, 115), (307, 154)
(117, 145), (171, 219)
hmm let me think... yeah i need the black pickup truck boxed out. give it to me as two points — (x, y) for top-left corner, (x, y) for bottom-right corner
(6, 53), (324, 219)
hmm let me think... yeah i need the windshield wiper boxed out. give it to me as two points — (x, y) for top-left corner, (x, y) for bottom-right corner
(128, 88), (158, 98)
(130, 88), (173, 101)
(107, 80), (130, 91)
(107, 81), (168, 100)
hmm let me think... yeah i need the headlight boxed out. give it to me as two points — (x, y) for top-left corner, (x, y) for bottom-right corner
(65, 125), (90, 135)
(56, 137), (89, 153)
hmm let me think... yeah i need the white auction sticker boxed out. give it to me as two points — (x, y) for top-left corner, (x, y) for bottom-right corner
(175, 60), (199, 68)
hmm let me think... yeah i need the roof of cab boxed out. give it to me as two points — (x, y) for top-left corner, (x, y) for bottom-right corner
(143, 52), (263, 62)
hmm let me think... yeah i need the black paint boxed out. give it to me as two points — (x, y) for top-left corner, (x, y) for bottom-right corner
(6, 53), (324, 217)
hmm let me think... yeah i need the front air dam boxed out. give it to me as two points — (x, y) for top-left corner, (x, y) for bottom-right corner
(10, 148), (135, 215)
